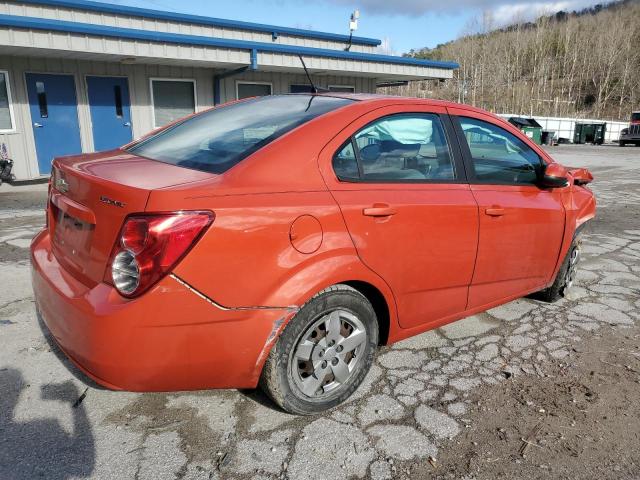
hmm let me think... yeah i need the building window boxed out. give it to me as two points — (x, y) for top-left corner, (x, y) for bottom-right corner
(0, 71), (15, 132)
(328, 85), (355, 93)
(150, 78), (196, 128)
(290, 84), (314, 94)
(236, 82), (272, 100)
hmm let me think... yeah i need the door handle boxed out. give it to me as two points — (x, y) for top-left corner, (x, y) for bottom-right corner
(33, 122), (43, 128)
(485, 207), (506, 217)
(363, 205), (397, 217)
(123, 122), (131, 127)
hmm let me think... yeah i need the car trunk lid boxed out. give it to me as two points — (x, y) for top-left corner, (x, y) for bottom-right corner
(48, 149), (214, 287)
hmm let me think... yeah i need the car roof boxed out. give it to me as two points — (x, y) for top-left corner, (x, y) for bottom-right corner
(309, 92), (492, 115)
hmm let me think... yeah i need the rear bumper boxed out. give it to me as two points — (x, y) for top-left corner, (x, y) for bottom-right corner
(31, 229), (295, 391)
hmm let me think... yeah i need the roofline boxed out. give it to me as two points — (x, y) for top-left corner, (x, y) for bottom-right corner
(0, 14), (460, 70)
(18, 0), (382, 46)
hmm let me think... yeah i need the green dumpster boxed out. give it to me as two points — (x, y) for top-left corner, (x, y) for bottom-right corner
(574, 122), (606, 145)
(508, 117), (543, 145)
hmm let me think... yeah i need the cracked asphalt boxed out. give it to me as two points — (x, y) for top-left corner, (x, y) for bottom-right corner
(1, 145), (639, 480)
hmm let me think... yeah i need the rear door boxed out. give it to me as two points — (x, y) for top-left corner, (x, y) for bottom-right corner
(86, 76), (133, 151)
(319, 105), (478, 329)
(448, 108), (565, 309)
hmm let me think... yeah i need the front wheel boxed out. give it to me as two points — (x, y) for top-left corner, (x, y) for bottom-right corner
(535, 238), (581, 302)
(260, 285), (378, 415)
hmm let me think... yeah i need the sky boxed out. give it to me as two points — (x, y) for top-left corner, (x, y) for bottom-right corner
(108, 0), (610, 53)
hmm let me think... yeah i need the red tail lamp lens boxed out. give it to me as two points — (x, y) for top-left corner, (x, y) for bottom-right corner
(106, 211), (213, 297)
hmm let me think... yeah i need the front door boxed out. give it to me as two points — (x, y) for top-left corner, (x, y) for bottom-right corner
(26, 73), (82, 175)
(86, 76), (133, 151)
(321, 106), (478, 329)
(449, 109), (566, 309)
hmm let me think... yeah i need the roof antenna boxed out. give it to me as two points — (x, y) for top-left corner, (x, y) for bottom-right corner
(298, 55), (318, 93)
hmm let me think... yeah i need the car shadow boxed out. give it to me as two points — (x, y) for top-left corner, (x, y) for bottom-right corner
(0, 368), (96, 479)
(237, 387), (287, 413)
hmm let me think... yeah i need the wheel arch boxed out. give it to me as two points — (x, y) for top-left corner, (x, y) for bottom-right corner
(341, 280), (391, 346)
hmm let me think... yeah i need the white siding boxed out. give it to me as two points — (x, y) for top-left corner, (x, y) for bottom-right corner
(1, 1), (377, 53)
(0, 24), (452, 81)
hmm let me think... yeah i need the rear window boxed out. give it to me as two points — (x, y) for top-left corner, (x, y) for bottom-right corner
(127, 95), (353, 174)
(632, 112), (640, 122)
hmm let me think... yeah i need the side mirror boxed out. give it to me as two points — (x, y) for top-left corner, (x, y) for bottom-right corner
(568, 167), (594, 186)
(539, 163), (569, 188)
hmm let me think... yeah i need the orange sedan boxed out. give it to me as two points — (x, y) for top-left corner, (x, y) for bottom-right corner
(31, 94), (595, 414)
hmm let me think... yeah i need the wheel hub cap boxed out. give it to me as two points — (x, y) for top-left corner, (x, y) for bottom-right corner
(290, 309), (367, 398)
(564, 245), (581, 290)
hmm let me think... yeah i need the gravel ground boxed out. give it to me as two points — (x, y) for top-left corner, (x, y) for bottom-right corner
(0, 145), (638, 480)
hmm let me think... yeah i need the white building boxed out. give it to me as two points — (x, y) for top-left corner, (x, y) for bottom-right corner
(0, 0), (458, 180)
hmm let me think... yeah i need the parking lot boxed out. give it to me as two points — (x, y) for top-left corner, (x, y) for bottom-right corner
(1, 144), (639, 479)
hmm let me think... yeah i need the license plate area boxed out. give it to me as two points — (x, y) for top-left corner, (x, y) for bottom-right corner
(51, 202), (95, 273)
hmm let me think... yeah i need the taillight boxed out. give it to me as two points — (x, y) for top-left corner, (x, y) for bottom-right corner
(105, 211), (214, 298)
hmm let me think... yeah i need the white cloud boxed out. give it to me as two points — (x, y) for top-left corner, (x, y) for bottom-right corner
(490, 1), (603, 24)
(324, 0), (607, 17)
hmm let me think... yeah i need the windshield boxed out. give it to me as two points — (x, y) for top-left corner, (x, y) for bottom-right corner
(128, 95), (354, 174)
(631, 112), (640, 123)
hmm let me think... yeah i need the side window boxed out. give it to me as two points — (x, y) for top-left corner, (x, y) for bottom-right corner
(332, 114), (455, 182)
(459, 117), (542, 184)
(333, 141), (359, 180)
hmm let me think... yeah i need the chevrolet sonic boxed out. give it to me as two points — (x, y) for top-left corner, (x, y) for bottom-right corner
(31, 94), (596, 414)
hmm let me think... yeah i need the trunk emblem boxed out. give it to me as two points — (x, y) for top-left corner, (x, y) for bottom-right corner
(100, 195), (126, 208)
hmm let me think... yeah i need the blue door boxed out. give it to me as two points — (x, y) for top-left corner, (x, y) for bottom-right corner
(86, 76), (133, 151)
(25, 73), (82, 175)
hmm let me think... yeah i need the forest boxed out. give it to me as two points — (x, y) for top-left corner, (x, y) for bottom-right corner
(379, 0), (640, 121)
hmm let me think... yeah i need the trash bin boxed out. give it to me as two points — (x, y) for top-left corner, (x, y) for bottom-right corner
(541, 130), (556, 145)
(508, 117), (543, 145)
(574, 122), (606, 145)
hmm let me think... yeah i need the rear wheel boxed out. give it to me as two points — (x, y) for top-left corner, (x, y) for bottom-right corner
(535, 237), (581, 303)
(260, 285), (378, 415)
(619, 141), (626, 147)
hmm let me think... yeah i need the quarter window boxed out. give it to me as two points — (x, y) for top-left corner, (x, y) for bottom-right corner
(333, 114), (455, 182)
(459, 117), (542, 184)
(334, 141), (359, 180)
(151, 79), (196, 128)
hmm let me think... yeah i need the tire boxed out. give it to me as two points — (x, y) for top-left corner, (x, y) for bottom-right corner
(260, 284), (378, 415)
(619, 141), (626, 147)
(535, 237), (582, 303)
